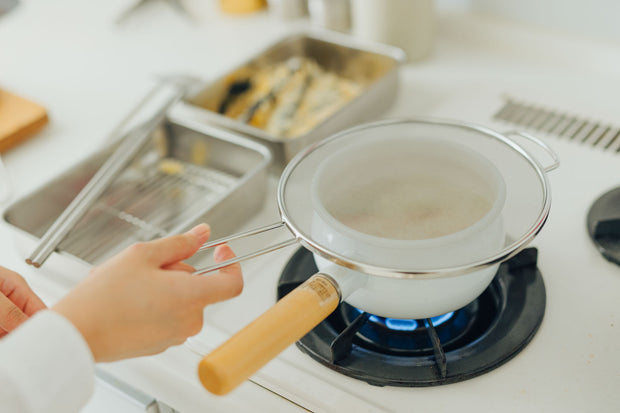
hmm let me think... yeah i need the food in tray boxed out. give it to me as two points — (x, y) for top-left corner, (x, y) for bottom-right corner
(191, 140), (209, 165)
(215, 57), (363, 138)
(158, 158), (184, 175)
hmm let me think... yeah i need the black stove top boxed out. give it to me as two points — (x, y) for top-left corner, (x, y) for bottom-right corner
(277, 247), (545, 387)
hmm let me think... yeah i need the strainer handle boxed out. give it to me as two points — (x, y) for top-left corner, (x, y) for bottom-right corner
(504, 131), (560, 173)
(193, 222), (296, 275)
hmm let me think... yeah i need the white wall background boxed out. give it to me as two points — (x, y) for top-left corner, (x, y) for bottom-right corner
(436, 0), (620, 43)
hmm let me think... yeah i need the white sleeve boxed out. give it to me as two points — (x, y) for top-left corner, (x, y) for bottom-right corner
(0, 310), (95, 413)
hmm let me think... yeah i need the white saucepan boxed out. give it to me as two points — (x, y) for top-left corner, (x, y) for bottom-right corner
(192, 118), (559, 395)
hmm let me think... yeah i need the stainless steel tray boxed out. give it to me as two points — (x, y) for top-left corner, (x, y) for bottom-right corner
(173, 30), (405, 169)
(3, 115), (272, 272)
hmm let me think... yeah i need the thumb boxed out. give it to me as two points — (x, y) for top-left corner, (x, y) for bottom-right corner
(146, 223), (210, 267)
(0, 294), (28, 334)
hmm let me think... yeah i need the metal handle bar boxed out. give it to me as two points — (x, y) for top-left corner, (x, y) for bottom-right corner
(193, 222), (297, 275)
(197, 222), (285, 251)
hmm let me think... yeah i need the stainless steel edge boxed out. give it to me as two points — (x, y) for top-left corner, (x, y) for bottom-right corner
(95, 368), (159, 412)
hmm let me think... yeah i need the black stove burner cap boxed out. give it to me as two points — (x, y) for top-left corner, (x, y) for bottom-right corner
(587, 186), (620, 266)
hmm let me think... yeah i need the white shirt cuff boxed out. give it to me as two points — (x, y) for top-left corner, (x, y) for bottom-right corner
(0, 309), (95, 413)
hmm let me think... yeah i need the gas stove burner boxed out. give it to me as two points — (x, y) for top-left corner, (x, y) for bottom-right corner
(587, 186), (620, 266)
(277, 248), (545, 387)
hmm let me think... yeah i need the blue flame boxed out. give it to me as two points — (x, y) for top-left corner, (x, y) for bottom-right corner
(368, 315), (418, 331)
(430, 312), (455, 326)
(359, 310), (455, 332)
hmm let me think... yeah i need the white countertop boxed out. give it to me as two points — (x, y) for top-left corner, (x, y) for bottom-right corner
(1, 1), (620, 412)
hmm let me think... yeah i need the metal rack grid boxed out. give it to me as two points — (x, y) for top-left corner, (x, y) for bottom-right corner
(56, 157), (238, 264)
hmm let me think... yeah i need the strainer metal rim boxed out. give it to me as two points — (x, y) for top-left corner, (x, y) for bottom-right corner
(277, 117), (552, 280)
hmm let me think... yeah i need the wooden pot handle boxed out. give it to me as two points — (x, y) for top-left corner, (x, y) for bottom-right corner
(198, 273), (340, 395)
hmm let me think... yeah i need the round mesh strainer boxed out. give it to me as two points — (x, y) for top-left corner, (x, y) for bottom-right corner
(277, 118), (556, 278)
(195, 118), (557, 279)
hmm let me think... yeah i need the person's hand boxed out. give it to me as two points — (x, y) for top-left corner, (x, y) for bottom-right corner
(0, 267), (47, 338)
(52, 223), (243, 362)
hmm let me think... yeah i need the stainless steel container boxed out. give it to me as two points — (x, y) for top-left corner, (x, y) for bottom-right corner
(268, 0), (308, 20)
(308, 0), (350, 32)
(173, 30), (405, 169)
(2, 115), (272, 274)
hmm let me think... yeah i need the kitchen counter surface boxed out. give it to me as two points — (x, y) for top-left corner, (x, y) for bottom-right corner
(1, 1), (619, 412)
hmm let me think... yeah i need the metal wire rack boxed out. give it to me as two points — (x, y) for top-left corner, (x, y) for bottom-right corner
(55, 157), (239, 265)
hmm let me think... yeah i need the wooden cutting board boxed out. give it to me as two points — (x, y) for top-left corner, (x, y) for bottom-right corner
(0, 89), (48, 152)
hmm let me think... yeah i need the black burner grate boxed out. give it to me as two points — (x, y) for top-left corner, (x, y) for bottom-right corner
(277, 248), (545, 387)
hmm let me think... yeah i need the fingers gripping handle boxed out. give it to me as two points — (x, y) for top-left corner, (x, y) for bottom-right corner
(198, 274), (340, 395)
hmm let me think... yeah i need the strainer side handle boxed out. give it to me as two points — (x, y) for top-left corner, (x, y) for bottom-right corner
(503, 130), (560, 173)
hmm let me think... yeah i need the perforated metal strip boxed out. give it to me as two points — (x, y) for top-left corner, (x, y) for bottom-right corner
(493, 98), (620, 152)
